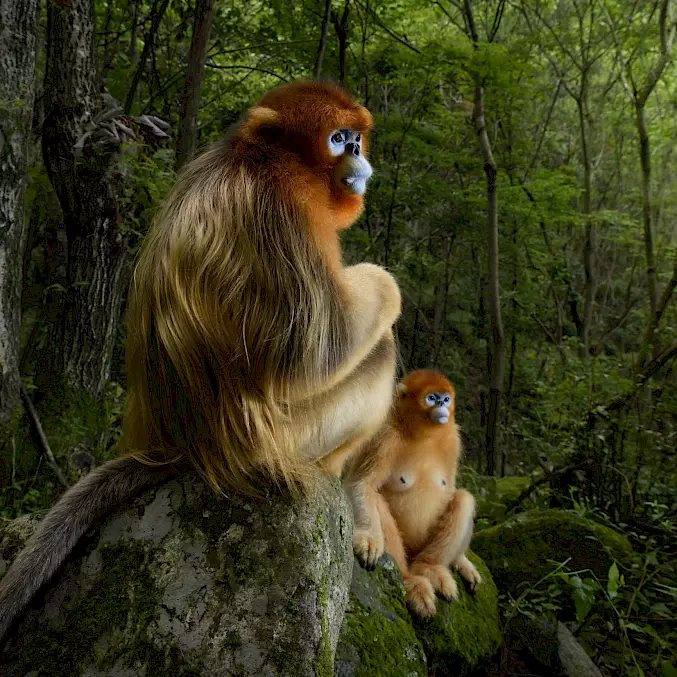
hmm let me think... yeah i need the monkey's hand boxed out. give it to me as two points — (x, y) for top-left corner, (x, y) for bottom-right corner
(454, 554), (482, 592)
(352, 527), (384, 571)
(340, 263), (401, 348)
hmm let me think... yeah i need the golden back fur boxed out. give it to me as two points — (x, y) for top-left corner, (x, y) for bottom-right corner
(122, 82), (379, 496)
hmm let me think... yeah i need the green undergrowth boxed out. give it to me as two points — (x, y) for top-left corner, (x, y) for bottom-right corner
(0, 380), (124, 519)
(472, 508), (634, 598)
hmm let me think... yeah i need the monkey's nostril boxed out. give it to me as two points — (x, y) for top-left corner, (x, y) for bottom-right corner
(345, 142), (360, 156)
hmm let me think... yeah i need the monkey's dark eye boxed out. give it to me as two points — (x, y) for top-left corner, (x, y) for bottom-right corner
(355, 134), (361, 142)
(426, 393), (437, 405)
(443, 395), (451, 405)
(331, 131), (344, 144)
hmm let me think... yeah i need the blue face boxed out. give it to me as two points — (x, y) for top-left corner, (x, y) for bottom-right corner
(328, 129), (364, 157)
(425, 392), (452, 407)
(328, 129), (373, 196)
(425, 391), (453, 425)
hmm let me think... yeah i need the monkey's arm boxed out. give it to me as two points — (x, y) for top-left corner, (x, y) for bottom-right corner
(0, 457), (177, 647)
(305, 263), (400, 400)
(445, 422), (462, 491)
(344, 426), (401, 569)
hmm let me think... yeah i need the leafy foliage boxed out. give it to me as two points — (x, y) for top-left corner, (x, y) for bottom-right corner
(4, 0), (677, 674)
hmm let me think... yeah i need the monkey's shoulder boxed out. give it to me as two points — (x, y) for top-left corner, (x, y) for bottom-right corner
(340, 263), (401, 313)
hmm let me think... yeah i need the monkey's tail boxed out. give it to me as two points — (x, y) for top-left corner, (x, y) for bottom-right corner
(0, 456), (178, 648)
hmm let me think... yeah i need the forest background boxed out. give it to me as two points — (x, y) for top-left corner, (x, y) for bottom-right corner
(1, 0), (676, 675)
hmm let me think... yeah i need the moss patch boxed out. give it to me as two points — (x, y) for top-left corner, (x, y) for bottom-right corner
(463, 475), (532, 525)
(0, 511), (44, 581)
(472, 508), (635, 596)
(412, 551), (501, 677)
(1, 541), (189, 676)
(335, 556), (427, 677)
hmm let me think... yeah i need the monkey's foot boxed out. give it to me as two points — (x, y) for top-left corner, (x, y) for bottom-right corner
(411, 562), (458, 601)
(404, 574), (437, 617)
(352, 529), (384, 571)
(454, 554), (482, 592)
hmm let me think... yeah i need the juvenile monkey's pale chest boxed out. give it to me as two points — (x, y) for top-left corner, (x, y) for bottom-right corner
(382, 446), (456, 553)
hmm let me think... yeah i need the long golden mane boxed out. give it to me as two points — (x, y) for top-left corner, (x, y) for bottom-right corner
(122, 134), (352, 496)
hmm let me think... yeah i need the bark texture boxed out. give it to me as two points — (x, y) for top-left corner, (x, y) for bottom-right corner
(0, 0), (40, 440)
(176, 0), (216, 170)
(39, 0), (130, 398)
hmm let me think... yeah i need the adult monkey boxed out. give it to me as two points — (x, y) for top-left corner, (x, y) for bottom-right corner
(0, 81), (400, 645)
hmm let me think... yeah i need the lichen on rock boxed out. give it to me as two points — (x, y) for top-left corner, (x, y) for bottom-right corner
(0, 473), (354, 677)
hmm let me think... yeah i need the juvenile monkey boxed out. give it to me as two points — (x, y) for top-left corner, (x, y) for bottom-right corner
(346, 370), (481, 617)
(0, 81), (400, 645)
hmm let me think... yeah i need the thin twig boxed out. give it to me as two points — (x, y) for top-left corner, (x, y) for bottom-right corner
(19, 384), (69, 489)
(11, 436), (16, 485)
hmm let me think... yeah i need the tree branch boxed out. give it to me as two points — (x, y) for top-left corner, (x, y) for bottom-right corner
(313, 0), (333, 77)
(205, 63), (289, 82)
(20, 384), (69, 489)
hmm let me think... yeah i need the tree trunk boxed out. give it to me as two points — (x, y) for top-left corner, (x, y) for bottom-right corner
(577, 89), (594, 359)
(176, 0), (216, 170)
(128, 0), (141, 68)
(313, 0), (333, 78)
(0, 0), (40, 440)
(636, 101), (657, 322)
(332, 1), (350, 85)
(473, 84), (504, 476)
(124, 0), (171, 115)
(38, 0), (130, 399)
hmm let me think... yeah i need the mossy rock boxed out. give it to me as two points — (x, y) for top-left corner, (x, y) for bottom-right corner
(472, 509), (634, 596)
(335, 551), (500, 677)
(1, 474), (354, 677)
(412, 551), (501, 677)
(462, 475), (531, 525)
(335, 554), (427, 677)
(0, 511), (44, 582)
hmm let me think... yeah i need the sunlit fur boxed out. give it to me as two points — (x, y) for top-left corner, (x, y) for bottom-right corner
(122, 80), (394, 497)
(346, 370), (481, 617)
(0, 81), (401, 648)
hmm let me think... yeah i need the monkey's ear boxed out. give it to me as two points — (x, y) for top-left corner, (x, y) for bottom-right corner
(240, 106), (281, 139)
(396, 382), (408, 397)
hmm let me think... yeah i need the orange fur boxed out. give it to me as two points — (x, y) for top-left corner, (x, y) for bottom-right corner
(346, 370), (481, 616)
(122, 80), (399, 496)
(0, 82), (401, 647)
(236, 81), (373, 272)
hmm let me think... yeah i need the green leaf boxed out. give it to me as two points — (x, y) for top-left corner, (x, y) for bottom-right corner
(649, 602), (670, 616)
(607, 562), (620, 599)
(661, 661), (677, 677)
(572, 586), (594, 624)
